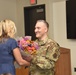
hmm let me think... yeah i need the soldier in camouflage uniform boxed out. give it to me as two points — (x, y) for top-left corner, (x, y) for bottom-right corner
(29, 20), (60, 75)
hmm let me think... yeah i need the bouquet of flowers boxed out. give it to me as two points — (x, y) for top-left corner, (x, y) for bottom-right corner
(17, 36), (39, 61)
(14, 36), (39, 68)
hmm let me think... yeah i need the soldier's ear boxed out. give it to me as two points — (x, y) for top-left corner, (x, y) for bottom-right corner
(45, 27), (48, 32)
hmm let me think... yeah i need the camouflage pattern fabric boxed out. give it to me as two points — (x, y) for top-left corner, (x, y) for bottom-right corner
(30, 37), (60, 75)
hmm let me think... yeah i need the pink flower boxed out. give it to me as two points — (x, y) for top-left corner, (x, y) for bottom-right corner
(17, 36), (39, 55)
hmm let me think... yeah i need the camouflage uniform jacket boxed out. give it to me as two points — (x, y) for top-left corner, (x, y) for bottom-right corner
(30, 37), (60, 75)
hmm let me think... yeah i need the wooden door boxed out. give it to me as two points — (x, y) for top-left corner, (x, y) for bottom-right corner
(55, 47), (71, 75)
(16, 47), (71, 75)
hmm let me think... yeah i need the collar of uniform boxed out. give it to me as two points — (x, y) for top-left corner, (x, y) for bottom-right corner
(37, 37), (49, 46)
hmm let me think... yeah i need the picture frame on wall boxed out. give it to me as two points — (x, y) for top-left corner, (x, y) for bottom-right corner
(30, 0), (37, 5)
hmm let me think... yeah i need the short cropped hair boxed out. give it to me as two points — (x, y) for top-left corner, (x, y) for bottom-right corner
(36, 20), (49, 29)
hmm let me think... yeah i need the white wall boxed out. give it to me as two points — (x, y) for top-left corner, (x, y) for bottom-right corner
(0, 0), (17, 31)
(53, 1), (76, 75)
(16, 0), (30, 36)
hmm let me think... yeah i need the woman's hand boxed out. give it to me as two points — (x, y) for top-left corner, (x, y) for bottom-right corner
(22, 55), (33, 62)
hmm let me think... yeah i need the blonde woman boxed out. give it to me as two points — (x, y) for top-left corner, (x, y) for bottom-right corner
(0, 19), (31, 75)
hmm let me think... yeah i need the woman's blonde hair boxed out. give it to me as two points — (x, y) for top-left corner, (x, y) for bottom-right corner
(0, 19), (17, 38)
